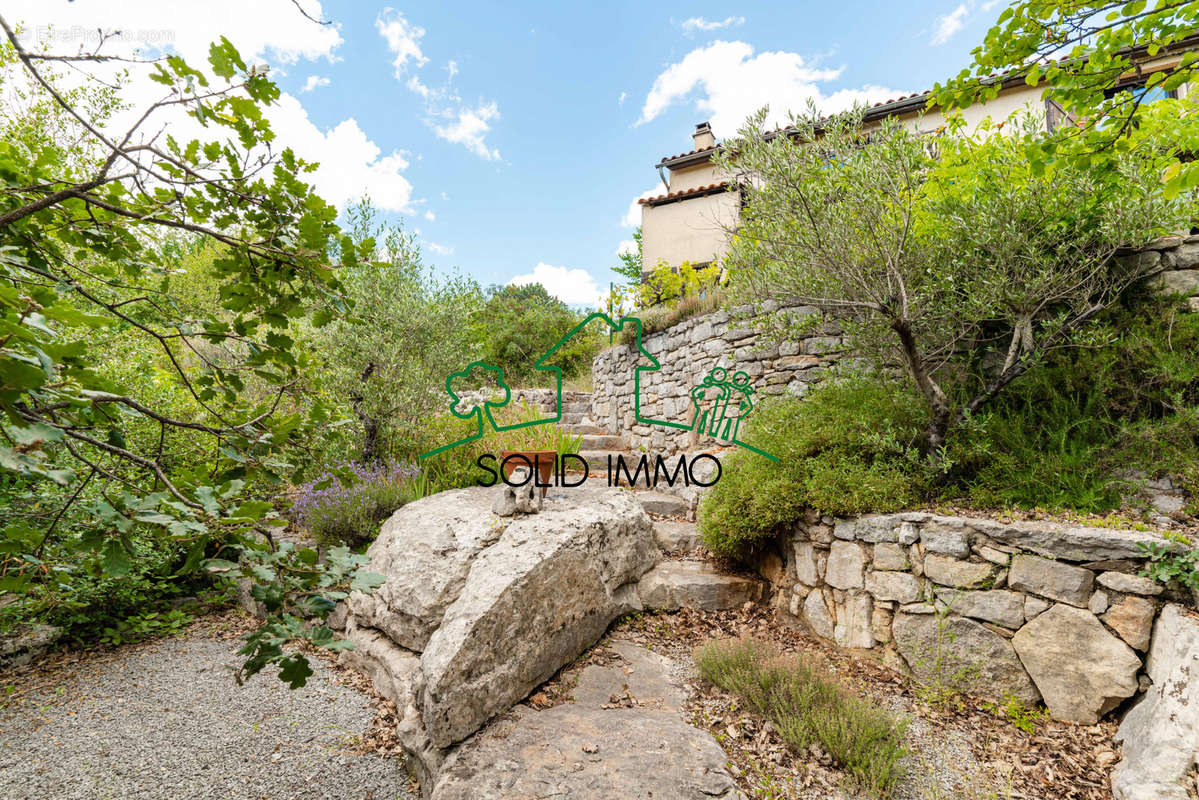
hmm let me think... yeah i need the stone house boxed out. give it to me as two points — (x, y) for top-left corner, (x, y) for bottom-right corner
(638, 35), (1199, 275)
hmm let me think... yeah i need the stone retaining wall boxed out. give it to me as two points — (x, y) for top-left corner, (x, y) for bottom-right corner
(761, 510), (1184, 724)
(591, 302), (847, 453)
(592, 235), (1199, 453)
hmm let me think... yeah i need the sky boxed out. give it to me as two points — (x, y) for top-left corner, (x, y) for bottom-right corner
(5, 0), (1006, 307)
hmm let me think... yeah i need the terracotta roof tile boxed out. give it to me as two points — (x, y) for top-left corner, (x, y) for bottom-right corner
(638, 182), (730, 205)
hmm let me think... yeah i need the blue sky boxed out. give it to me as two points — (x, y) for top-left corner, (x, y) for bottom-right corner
(12, 0), (1005, 305)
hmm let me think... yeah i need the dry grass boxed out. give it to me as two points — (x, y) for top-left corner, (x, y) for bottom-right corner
(696, 637), (909, 799)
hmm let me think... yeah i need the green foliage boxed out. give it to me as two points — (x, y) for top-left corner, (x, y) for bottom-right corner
(614, 227), (644, 284)
(311, 201), (481, 465)
(981, 695), (1051, 735)
(696, 637), (909, 799)
(1138, 540), (1199, 592)
(944, 295), (1199, 512)
(699, 377), (926, 558)
(408, 401), (583, 495)
(932, 0), (1199, 196)
(632, 259), (723, 310)
(721, 103), (1190, 456)
(98, 608), (193, 647)
(470, 282), (601, 384)
(0, 33), (383, 686)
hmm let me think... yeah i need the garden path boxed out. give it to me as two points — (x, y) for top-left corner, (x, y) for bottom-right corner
(0, 629), (413, 800)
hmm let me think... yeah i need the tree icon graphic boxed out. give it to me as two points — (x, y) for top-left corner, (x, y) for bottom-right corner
(420, 361), (543, 459)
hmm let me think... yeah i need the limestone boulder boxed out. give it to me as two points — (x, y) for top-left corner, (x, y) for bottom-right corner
(893, 612), (1040, 706)
(1112, 605), (1199, 800)
(348, 488), (505, 651)
(420, 489), (656, 747)
(1011, 603), (1141, 724)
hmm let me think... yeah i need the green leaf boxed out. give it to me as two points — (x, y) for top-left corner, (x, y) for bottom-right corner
(277, 654), (314, 689)
(101, 538), (132, 576)
(350, 570), (386, 593)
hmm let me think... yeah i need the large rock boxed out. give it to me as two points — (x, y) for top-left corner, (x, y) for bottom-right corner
(892, 612), (1040, 706)
(430, 641), (739, 800)
(825, 540), (866, 589)
(1011, 603), (1141, 724)
(1111, 605), (1199, 800)
(922, 555), (996, 589)
(638, 560), (765, 611)
(1103, 595), (1156, 651)
(348, 489), (505, 651)
(1007, 554), (1093, 606)
(934, 589), (1025, 629)
(865, 570), (921, 604)
(419, 489), (657, 747)
(803, 589), (836, 640)
(834, 592), (875, 649)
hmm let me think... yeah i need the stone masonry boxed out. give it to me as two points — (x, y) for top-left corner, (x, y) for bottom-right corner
(770, 510), (1183, 725)
(592, 235), (1199, 454)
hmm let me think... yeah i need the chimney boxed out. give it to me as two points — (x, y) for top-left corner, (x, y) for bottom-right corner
(692, 121), (715, 150)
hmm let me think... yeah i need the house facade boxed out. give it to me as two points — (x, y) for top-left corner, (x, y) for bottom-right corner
(638, 38), (1198, 277)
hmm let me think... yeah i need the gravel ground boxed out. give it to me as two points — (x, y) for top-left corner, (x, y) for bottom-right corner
(0, 637), (413, 800)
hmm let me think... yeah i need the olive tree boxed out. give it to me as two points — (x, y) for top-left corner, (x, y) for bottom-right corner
(314, 201), (481, 464)
(719, 105), (1189, 457)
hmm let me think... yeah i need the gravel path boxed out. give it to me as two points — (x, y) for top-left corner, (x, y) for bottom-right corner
(0, 637), (413, 800)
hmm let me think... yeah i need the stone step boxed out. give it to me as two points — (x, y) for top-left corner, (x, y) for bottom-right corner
(561, 423), (606, 436)
(635, 491), (689, 517)
(638, 560), (765, 611)
(579, 434), (623, 450)
(563, 400), (591, 415)
(576, 449), (627, 470)
(654, 520), (701, 553)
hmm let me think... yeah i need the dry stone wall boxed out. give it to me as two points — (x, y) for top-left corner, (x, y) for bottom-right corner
(591, 302), (848, 453)
(768, 510), (1183, 725)
(591, 234), (1199, 453)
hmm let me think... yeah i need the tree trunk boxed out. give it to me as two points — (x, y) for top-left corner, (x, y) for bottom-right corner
(889, 318), (953, 461)
(349, 362), (380, 464)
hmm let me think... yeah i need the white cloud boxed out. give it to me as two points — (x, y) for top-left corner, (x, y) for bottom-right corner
(375, 10), (501, 161)
(3, 1), (419, 213)
(269, 94), (414, 212)
(622, 187), (660, 228)
(638, 40), (902, 135)
(427, 242), (454, 256)
(616, 240), (637, 257)
(931, 4), (969, 45)
(509, 263), (605, 308)
(680, 16), (745, 33)
(433, 101), (501, 160)
(9, 0), (343, 67)
(424, 209), (436, 221)
(300, 75), (330, 92)
(375, 9), (428, 76)
(618, 91), (627, 105)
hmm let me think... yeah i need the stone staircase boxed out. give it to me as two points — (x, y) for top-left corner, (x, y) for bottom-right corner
(552, 390), (634, 470)
(635, 500), (766, 612)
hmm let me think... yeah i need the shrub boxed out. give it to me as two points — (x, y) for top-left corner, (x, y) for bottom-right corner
(291, 461), (421, 547)
(696, 637), (908, 799)
(699, 376), (926, 557)
(616, 289), (726, 344)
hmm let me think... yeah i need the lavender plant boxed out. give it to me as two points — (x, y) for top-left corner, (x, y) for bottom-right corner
(291, 461), (421, 547)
